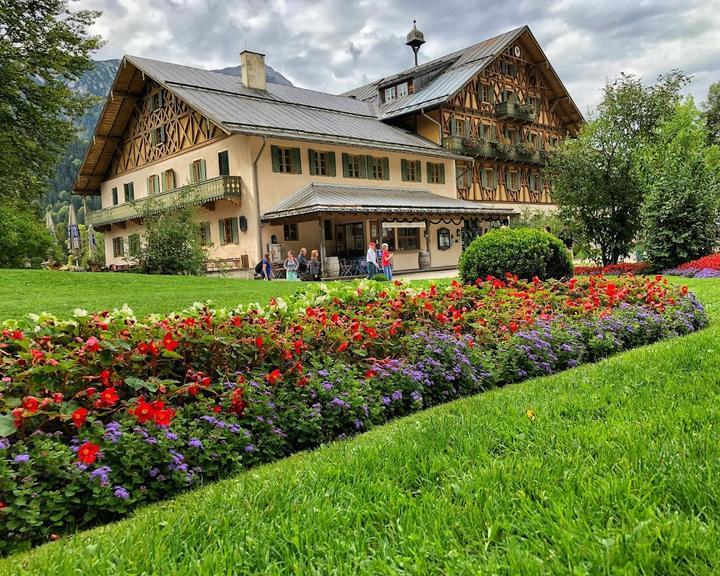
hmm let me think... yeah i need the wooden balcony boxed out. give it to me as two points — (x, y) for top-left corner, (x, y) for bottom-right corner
(494, 101), (536, 124)
(88, 176), (242, 229)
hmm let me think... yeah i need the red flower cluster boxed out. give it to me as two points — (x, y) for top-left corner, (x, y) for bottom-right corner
(574, 262), (650, 276)
(129, 398), (175, 427)
(678, 253), (720, 271)
(77, 442), (100, 464)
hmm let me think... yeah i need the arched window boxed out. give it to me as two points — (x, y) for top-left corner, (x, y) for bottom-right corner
(437, 228), (451, 250)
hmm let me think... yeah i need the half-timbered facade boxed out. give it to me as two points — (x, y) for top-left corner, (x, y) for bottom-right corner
(74, 25), (580, 275)
(343, 25), (583, 240)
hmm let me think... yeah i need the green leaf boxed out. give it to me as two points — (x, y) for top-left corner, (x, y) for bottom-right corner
(0, 413), (16, 437)
(125, 377), (158, 393)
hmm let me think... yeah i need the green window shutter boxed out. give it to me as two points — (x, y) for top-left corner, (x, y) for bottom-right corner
(199, 160), (207, 181)
(481, 169), (488, 188)
(357, 155), (367, 179)
(382, 157), (389, 180)
(438, 163), (445, 184)
(327, 152), (336, 176)
(464, 118), (471, 137)
(218, 221), (226, 246)
(271, 146), (281, 172)
(291, 148), (302, 174)
(450, 114), (457, 136)
(529, 173), (535, 191)
(401, 159), (408, 181)
(161, 174), (167, 193)
(231, 218), (239, 243)
(492, 170), (498, 188)
(308, 149), (317, 175)
(505, 172), (511, 189)
(415, 161), (421, 182)
(342, 153), (350, 177)
(158, 91), (163, 107)
(188, 164), (195, 184)
(146, 177), (151, 195)
(426, 162), (432, 182)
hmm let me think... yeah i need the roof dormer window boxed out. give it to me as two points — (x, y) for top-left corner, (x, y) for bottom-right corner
(383, 80), (410, 102)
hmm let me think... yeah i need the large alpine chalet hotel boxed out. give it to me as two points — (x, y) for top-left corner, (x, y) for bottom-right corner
(75, 24), (582, 276)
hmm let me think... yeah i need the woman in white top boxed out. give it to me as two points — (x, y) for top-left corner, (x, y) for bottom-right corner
(366, 241), (379, 278)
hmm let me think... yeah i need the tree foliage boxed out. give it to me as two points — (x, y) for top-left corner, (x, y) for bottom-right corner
(0, 0), (101, 203)
(703, 82), (720, 146)
(636, 101), (720, 270)
(0, 203), (55, 268)
(128, 201), (205, 276)
(546, 71), (690, 265)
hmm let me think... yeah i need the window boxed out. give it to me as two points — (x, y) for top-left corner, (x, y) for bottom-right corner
(123, 182), (134, 202)
(456, 163), (473, 189)
(199, 222), (212, 246)
(149, 91), (163, 112)
(397, 227), (420, 251)
(146, 174), (160, 195)
(218, 150), (230, 176)
(383, 81), (410, 102)
(190, 159), (207, 183)
(324, 219), (333, 241)
(505, 170), (519, 191)
(151, 126), (165, 146)
(161, 169), (176, 192)
(437, 228), (451, 250)
(369, 156), (389, 180)
(530, 172), (543, 192)
(451, 115), (470, 138)
(481, 168), (497, 189)
(343, 153), (366, 178)
(112, 237), (125, 258)
(308, 150), (336, 176)
(401, 159), (421, 182)
(478, 83), (494, 103)
(218, 218), (239, 245)
(111, 187), (118, 206)
(283, 223), (298, 241)
(271, 146), (301, 174)
(427, 162), (445, 184)
(481, 124), (495, 142)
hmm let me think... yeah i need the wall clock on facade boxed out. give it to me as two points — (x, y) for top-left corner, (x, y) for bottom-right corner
(513, 45), (521, 58)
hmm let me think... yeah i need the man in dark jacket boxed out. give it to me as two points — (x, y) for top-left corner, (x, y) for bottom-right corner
(297, 247), (308, 279)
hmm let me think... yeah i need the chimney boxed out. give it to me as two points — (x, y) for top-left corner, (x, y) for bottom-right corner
(240, 50), (267, 91)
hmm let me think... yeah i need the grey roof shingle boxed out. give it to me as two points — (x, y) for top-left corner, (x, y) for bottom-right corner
(261, 183), (514, 221)
(125, 56), (461, 158)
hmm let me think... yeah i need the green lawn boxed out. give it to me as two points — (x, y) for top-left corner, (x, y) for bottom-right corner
(2, 278), (719, 575)
(0, 270), (304, 320)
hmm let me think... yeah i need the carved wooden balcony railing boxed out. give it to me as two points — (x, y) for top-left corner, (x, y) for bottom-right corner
(88, 176), (242, 229)
(494, 101), (536, 123)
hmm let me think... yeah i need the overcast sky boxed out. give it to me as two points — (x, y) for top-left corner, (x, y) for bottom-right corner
(78, 0), (720, 113)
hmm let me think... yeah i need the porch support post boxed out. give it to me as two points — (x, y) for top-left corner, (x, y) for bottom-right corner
(318, 215), (327, 273)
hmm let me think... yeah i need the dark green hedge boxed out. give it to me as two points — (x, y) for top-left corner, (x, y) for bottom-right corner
(459, 228), (573, 283)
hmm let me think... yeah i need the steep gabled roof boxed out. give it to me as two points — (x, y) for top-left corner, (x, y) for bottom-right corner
(74, 57), (463, 195)
(341, 26), (583, 128)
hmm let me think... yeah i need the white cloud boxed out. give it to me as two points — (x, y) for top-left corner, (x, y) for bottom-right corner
(79, 0), (720, 110)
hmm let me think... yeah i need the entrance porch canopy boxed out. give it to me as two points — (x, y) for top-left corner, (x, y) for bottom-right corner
(261, 183), (515, 223)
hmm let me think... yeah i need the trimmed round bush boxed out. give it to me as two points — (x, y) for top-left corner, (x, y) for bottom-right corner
(459, 228), (573, 282)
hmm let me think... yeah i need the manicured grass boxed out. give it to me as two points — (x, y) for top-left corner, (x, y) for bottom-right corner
(2, 278), (719, 574)
(0, 270), (304, 320)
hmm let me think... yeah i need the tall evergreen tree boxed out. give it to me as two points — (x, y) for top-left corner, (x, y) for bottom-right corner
(703, 82), (720, 146)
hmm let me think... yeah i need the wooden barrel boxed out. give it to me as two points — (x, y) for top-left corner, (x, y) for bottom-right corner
(419, 251), (431, 270)
(324, 256), (339, 278)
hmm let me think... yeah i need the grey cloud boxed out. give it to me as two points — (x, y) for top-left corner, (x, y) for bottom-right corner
(82, 0), (720, 111)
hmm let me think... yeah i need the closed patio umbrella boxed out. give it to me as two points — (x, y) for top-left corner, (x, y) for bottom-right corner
(45, 211), (56, 239)
(87, 224), (97, 259)
(67, 204), (81, 265)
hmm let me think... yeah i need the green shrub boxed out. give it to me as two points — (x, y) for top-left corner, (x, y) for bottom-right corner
(371, 273), (388, 282)
(0, 203), (54, 268)
(459, 228), (573, 283)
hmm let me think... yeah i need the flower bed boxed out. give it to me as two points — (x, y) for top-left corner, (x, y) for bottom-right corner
(574, 262), (650, 276)
(0, 275), (707, 553)
(665, 253), (720, 278)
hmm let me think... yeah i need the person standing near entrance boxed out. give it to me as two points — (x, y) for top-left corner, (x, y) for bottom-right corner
(366, 241), (378, 278)
(307, 249), (321, 281)
(283, 250), (299, 281)
(381, 243), (393, 281)
(297, 248), (308, 279)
